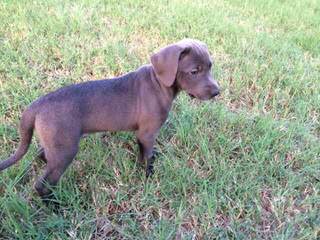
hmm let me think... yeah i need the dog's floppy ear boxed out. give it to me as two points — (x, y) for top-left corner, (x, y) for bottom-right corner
(151, 43), (191, 87)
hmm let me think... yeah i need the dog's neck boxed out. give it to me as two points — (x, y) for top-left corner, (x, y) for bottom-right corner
(148, 65), (180, 103)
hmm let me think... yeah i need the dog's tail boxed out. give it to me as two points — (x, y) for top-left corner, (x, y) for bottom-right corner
(0, 108), (35, 171)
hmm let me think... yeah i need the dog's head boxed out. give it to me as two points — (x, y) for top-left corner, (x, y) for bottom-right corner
(151, 39), (220, 100)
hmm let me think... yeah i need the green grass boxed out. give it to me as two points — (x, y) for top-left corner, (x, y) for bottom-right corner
(0, 0), (319, 239)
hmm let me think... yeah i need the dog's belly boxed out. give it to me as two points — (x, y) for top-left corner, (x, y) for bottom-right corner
(81, 103), (139, 133)
(82, 111), (138, 133)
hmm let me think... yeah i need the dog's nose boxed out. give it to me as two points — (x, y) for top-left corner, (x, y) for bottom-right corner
(212, 90), (219, 97)
(208, 78), (220, 97)
(211, 87), (220, 97)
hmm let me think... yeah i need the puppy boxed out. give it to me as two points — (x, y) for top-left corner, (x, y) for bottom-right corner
(0, 39), (220, 201)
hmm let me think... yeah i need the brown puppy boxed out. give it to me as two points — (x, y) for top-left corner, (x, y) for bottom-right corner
(0, 39), (220, 201)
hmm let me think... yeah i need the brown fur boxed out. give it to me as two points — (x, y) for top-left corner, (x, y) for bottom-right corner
(0, 39), (220, 202)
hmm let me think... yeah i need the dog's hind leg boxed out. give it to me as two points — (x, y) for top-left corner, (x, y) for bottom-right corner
(33, 123), (81, 205)
(33, 116), (81, 205)
(34, 145), (79, 205)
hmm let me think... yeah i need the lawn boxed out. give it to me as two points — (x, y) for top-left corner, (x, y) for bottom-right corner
(0, 0), (319, 239)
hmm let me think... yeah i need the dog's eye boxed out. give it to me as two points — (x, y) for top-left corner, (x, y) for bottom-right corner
(190, 69), (199, 75)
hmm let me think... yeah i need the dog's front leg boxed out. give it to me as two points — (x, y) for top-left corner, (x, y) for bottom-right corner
(136, 130), (158, 177)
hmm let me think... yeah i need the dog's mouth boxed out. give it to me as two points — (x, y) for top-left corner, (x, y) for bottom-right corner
(188, 93), (216, 101)
(188, 93), (196, 99)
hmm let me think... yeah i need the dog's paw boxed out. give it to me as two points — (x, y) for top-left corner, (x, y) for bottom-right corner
(43, 197), (61, 213)
(146, 165), (154, 178)
(152, 147), (160, 158)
